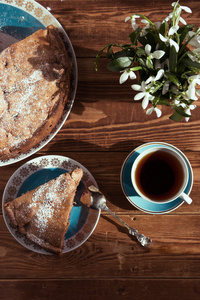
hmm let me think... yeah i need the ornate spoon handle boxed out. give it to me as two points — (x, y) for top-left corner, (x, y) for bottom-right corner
(101, 203), (152, 247)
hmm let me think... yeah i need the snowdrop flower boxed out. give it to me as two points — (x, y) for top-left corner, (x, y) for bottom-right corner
(185, 76), (200, 100)
(145, 44), (165, 68)
(163, 12), (173, 23)
(131, 81), (154, 109)
(145, 69), (164, 84)
(162, 80), (170, 95)
(173, 99), (184, 107)
(159, 33), (179, 52)
(173, 99), (196, 121)
(172, 2), (192, 14)
(171, 2), (192, 25)
(168, 25), (179, 36)
(154, 22), (162, 29)
(146, 106), (162, 118)
(184, 104), (196, 122)
(187, 31), (200, 48)
(140, 20), (150, 36)
(125, 15), (140, 30)
(154, 57), (169, 70)
(187, 47), (200, 63)
(119, 68), (137, 84)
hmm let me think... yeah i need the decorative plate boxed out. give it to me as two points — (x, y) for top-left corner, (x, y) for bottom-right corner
(2, 155), (100, 254)
(120, 142), (193, 214)
(0, 0), (77, 166)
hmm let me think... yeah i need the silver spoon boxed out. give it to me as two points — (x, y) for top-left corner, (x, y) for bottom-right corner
(85, 185), (152, 247)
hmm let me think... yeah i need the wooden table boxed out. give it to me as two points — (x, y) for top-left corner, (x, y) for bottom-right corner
(1, 0), (200, 299)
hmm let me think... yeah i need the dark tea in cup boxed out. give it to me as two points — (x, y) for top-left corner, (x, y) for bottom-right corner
(131, 146), (192, 204)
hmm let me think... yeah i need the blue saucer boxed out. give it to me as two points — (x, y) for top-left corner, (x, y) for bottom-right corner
(120, 142), (193, 214)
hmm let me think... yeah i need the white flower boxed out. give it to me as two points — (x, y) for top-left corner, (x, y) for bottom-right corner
(146, 106), (162, 118)
(184, 105), (196, 122)
(159, 33), (180, 52)
(173, 99), (196, 122)
(119, 68), (137, 84)
(171, 2), (192, 26)
(155, 58), (169, 70)
(187, 47), (200, 63)
(131, 81), (154, 109)
(173, 99), (186, 108)
(154, 22), (161, 29)
(163, 12), (173, 23)
(172, 2), (192, 14)
(145, 44), (165, 68)
(140, 20), (150, 36)
(186, 84), (200, 101)
(145, 69), (164, 84)
(125, 15), (140, 30)
(162, 80), (170, 95)
(187, 31), (200, 48)
(168, 25), (179, 36)
(185, 75), (200, 100)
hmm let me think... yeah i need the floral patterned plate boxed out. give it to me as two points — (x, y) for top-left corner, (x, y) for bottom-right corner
(0, 0), (77, 166)
(2, 155), (100, 254)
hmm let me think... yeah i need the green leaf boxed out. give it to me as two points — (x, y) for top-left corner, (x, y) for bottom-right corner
(182, 58), (200, 69)
(106, 45), (114, 59)
(151, 82), (163, 94)
(169, 45), (177, 73)
(165, 72), (180, 86)
(129, 28), (141, 45)
(159, 21), (167, 36)
(136, 47), (146, 56)
(138, 32), (156, 49)
(178, 26), (190, 45)
(169, 111), (183, 122)
(157, 98), (171, 106)
(137, 58), (147, 69)
(107, 56), (132, 72)
(131, 66), (142, 71)
(169, 104), (191, 121)
(113, 49), (135, 59)
(174, 106), (191, 118)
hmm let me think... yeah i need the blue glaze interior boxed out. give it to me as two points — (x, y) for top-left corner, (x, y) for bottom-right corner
(17, 168), (89, 239)
(0, 3), (45, 40)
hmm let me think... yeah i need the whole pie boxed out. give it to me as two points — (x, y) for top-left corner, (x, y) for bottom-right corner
(0, 25), (71, 160)
(4, 168), (83, 254)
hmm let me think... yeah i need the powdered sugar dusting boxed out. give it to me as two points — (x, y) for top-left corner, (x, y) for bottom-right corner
(0, 27), (68, 157)
(28, 174), (70, 235)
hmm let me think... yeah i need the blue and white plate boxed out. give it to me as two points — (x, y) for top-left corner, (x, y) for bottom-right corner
(2, 155), (100, 254)
(120, 142), (193, 214)
(0, 0), (77, 166)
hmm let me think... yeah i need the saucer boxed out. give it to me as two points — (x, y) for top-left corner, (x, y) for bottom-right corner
(120, 142), (193, 214)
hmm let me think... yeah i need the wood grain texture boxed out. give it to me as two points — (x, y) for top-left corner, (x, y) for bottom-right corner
(1, 0), (200, 299)
(1, 215), (200, 279)
(0, 279), (200, 300)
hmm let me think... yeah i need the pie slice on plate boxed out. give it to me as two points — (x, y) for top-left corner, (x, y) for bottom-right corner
(4, 168), (83, 254)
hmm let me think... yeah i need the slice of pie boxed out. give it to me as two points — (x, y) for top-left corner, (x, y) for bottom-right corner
(4, 168), (83, 254)
(0, 25), (71, 160)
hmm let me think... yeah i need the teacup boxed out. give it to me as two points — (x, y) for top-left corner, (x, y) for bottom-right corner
(131, 145), (192, 204)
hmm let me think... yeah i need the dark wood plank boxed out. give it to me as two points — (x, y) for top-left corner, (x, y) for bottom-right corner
(0, 150), (199, 214)
(1, 215), (200, 279)
(0, 279), (200, 300)
(37, 0), (200, 57)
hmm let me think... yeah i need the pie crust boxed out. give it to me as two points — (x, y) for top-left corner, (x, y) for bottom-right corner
(4, 168), (83, 254)
(0, 25), (71, 160)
